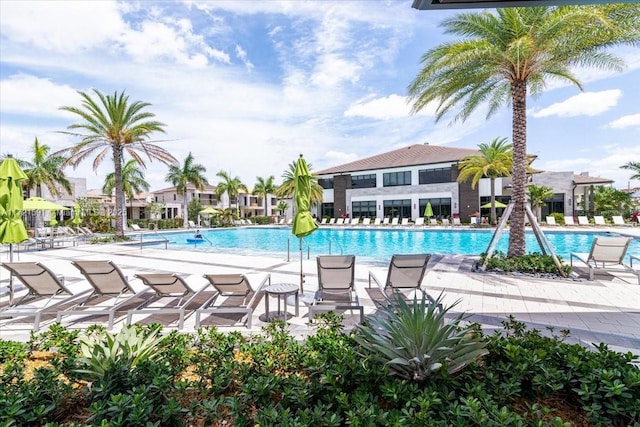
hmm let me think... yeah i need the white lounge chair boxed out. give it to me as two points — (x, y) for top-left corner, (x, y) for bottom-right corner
(577, 216), (590, 226)
(546, 216), (557, 226)
(320, 218), (328, 225)
(373, 218), (382, 226)
(441, 218), (450, 227)
(196, 273), (271, 329)
(452, 217), (461, 226)
(414, 217), (425, 226)
(310, 255), (363, 323)
(391, 217), (399, 226)
(429, 218), (438, 226)
(336, 218), (344, 225)
(570, 236), (639, 284)
(350, 218), (360, 226)
(188, 220), (197, 228)
(593, 216), (606, 226)
(564, 216), (576, 226)
(612, 216), (632, 227)
(362, 218), (371, 226)
(1, 262), (90, 331)
(130, 223), (142, 231)
(382, 217), (390, 226)
(329, 218), (336, 225)
(401, 218), (409, 226)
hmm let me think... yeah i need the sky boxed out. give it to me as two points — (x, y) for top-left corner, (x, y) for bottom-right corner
(1, 0), (639, 194)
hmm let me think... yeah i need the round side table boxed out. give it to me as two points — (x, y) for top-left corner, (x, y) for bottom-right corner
(263, 283), (299, 321)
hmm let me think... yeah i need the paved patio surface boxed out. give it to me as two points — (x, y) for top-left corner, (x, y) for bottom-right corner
(1, 229), (639, 356)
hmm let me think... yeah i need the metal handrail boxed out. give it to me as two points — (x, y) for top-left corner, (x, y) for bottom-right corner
(139, 228), (169, 250)
(287, 235), (310, 262)
(327, 238), (343, 255)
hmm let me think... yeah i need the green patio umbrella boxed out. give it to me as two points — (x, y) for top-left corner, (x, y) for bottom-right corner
(23, 197), (70, 211)
(424, 201), (433, 218)
(199, 207), (220, 215)
(481, 201), (507, 209)
(0, 155), (29, 305)
(72, 203), (82, 232)
(292, 155), (318, 293)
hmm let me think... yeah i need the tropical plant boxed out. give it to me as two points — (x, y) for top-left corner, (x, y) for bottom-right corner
(354, 293), (488, 382)
(215, 171), (247, 211)
(408, 5), (640, 257)
(217, 207), (239, 226)
(620, 161), (640, 180)
(593, 185), (633, 215)
(20, 138), (72, 198)
(56, 89), (177, 238)
(275, 161), (323, 206)
(253, 175), (276, 214)
(103, 159), (150, 219)
(165, 152), (208, 228)
(145, 201), (165, 229)
(276, 201), (289, 218)
(187, 197), (203, 224)
(457, 137), (512, 225)
(526, 184), (554, 223)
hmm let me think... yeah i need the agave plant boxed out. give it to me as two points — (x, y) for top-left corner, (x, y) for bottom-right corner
(74, 325), (166, 382)
(354, 293), (488, 382)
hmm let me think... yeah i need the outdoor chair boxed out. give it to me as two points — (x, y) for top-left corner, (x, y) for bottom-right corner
(368, 254), (434, 302)
(130, 223), (142, 231)
(188, 220), (197, 228)
(382, 217), (390, 225)
(570, 236), (639, 284)
(401, 218), (409, 226)
(328, 218), (336, 225)
(59, 260), (144, 330)
(195, 273), (271, 329)
(320, 217), (328, 225)
(429, 218), (438, 226)
(362, 218), (371, 226)
(546, 216), (557, 226)
(336, 218), (345, 225)
(612, 216), (633, 227)
(350, 218), (360, 226)
(441, 218), (450, 227)
(1, 262), (90, 331)
(373, 218), (382, 226)
(564, 216), (576, 226)
(577, 216), (590, 226)
(593, 216), (606, 226)
(390, 217), (399, 226)
(311, 255), (363, 323)
(414, 217), (424, 226)
(128, 273), (214, 329)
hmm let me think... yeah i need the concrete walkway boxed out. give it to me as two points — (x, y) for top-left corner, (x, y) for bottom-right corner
(1, 239), (639, 356)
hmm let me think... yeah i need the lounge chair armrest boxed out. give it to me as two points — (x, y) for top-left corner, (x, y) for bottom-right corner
(247, 273), (271, 307)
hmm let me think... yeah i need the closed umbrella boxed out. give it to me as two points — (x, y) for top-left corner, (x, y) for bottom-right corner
(0, 155), (29, 305)
(72, 203), (82, 233)
(424, 201), (433, 218)
(292, 155), (318, 293)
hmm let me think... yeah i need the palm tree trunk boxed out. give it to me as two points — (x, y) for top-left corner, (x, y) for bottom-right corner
(184, 195), (189, 228)
(508, 80), (527, 257)
(113, 148), (125, 238)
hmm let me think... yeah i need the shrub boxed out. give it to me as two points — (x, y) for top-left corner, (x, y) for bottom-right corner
(353, 293), (488, 382)
(479, 251), (572, 276)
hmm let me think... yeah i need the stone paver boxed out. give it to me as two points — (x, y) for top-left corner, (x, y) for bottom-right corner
(1, 240), (639, 356)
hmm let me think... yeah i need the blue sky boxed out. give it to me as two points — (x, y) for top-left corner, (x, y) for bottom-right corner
(1, 1), (639, 193)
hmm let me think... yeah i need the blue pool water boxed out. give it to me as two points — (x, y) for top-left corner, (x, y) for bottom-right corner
(147, 227), (640, 263)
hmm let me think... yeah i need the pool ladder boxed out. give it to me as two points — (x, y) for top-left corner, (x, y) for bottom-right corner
(286, 236), (343, 262)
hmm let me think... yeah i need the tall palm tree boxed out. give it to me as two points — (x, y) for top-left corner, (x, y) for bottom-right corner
(166, 153), (208, 228)
(22, 138), (72, 198)
(253, 175), (276, 216)
(620, 161), (640, 181)
(457, 138), (512, 225)
(526, 184), (554, 224)
(275, 161), (323, 205)
(103, 159), (151, 220)
(215, 171), (247, 212)
(408, 5), (639, 257)
(56, 89), (176, 238)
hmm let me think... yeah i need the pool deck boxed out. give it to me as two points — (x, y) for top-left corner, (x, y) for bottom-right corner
(1, 224), (639, 357)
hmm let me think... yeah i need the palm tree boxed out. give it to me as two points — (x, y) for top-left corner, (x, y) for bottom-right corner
(103, 159), (151, 221)
(216, 171), (247, 212)
(253, 175), (276, 216)
(22, 138), (72, 198)
(621, 162), (640, 181)
(457, 137), (512, 225)
(408, 5), (639, 257)
(56, 89), (176, 238)
(166, 153), (208, 228)
(526, 184), (554, 224)
(275, 161), (323, 205)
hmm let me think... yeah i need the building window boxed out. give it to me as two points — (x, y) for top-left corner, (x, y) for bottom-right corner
(271, 198), (277, 206)
(419, 198), (452, 218)
(419, 167), (452, 184)
(383, 199), (411, 218)
(383, 171), (411, 187)
(173, 194), (176, 201)
(351, 174), (376, 189)
(321, 203), (334, 219)
(351, 200), (376, 219)
(318, 178), (334, 189)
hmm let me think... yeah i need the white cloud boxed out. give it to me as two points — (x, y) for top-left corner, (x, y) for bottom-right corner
(531, 90), (621, 118)
(0, 0), (126, 53)
(235, 45), (254, 72)
(0, 75), (80, 118)
(344, 94), (436, 120)
(607, 113), (640, 129)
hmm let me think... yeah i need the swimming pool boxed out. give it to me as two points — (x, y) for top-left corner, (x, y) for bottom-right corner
(147, 227), (640, 263)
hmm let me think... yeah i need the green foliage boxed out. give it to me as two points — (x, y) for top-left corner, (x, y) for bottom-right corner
(354, 293), (488, 382)
(479, 251), (572, 276)
(251, 215), (275, 224)
(0, 340), (28, 363)
(548, 212), (564, 225)
(187, 197), (202, 222)
(3, 317), (639, 425)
